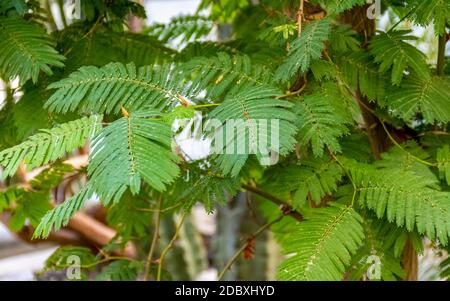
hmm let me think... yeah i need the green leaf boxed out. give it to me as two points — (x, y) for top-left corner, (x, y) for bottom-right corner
(409, 0), (450, 36)
(46, 62), (186, 114)
(352, 166), (450, 245)
(0, 16), (65, 84)
(275, 19), (331, 82)
(369, 30), (430, 85)
(208, 85), (297, 176)
(294, 90), (352, 156)
(9, 192), (51, 231)
(385, 75), (450, 123)
(277, 204), (365, 280)
(181, 52), (277, 98)
(0, 115), (102, 179)
(34, 187), (93, 239)
(89, 110), (180, 204)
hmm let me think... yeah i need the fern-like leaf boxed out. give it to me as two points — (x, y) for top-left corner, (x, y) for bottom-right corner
(275, 19), (331, 82)
(409, 0), (450, 36)
(148, 15), (214, 45)
(0, 115), (102, 179)
(369, 30), (430, 85)
(33, 187), (94, 238)
(46, 62), (186, 114)
(385, 75), (450, 123)
(277, 204), (365, 280)
(352, 166), (450, 245)
(208, 85), (297, 176)
(294, 90), (352, 156)
(181, 52), (277, 98)
(0, 16), (65, 83)
(88, 110), (180, 204)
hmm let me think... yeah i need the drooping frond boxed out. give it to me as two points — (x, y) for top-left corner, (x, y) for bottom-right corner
(275, 18), (331, 82)
(335, 50), (386, 101)
(277, 204), (365, 280)
(0, 16), (65, 84)
(207, 85), (297, 176)
(33, 187), (93, 239)
(408, 0), (450, 36)
(88, 110), (180, 204)
(46, 62), (187, 114)
(385, 75), (450, 123)
(181, 52), (277, 98)
(0, 115), (102, 179)
(351, 166), (450, 245)
(294, 90), (352, 156)
(369, 30), (430, 85)
(148, 15), (214, 45)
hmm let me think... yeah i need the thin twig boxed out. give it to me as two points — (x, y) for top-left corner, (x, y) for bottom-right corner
(297, 0), (304, 37)
(217, 214), (284, 280)
(242, 184), (303, 221)
(143, 197), (163, 281)
(156, 212), (187, 281)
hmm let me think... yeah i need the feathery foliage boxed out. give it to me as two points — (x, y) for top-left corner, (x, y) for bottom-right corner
(0, 115), (102, 179)
(385, 75), (450, 123)
(275, 19), (331, 82)
(34, 187), (93, 239)
(369, 30), (430, 85)
(0, 16), (65, 84)
(88, 110), (180, 204)
(277, 204), (365, 280)
(181, 52), (277, 98)
(351, 165), (450, 245)
(294, 90), (352, 156)
(208, 85), (297, 176)
(46, 62), (187, 114)
(148, 15), (214, 45)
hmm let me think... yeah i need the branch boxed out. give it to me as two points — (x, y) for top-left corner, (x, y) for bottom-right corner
(144, 197), (163, 281)
(156, 212), (187, 281)
(217, 214), (284, 280)
(297, 0), (304, 36)
(242, 184), (303, 221)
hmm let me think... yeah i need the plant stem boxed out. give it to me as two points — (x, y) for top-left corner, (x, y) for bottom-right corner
(143, 197), (163, 281)
(242, 184), (303, 221)
(217, 214), (284, 280)
(156, 212), (187, 281)
(297, 0), (304, 37)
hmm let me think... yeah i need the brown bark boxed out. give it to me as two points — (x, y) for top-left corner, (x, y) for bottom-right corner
(344, 5), (418, 280)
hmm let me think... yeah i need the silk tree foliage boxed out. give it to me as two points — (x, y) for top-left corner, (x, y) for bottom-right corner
(0, 0), (450, 281)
